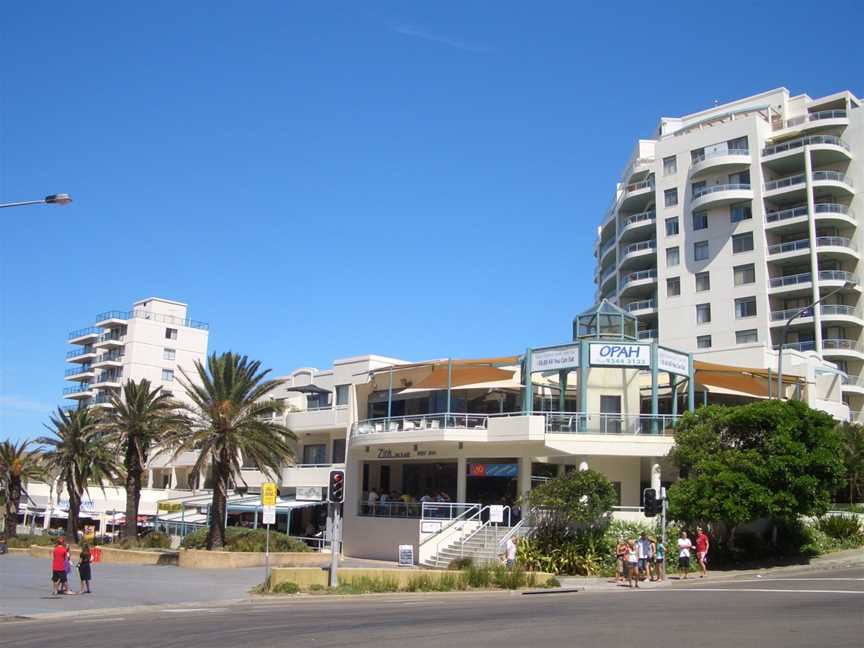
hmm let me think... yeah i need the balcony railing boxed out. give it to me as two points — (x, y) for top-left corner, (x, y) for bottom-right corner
(95, 352), (124, 364)
(95, 371), (123, 384)
(765, 205), (808, 223)
(816, 236), (857, 252)
(621, 210), (656, 229)
(693, 183), (751, 199)
(63, 384), (93, 395)
(65, 348), (95, 359)
(814, 203), (852, 217)
(820, 304), (859, 318)
(625, 298), (657, 312)
(637, 329), (657, 340)
(769, 272), (811, 288)
(601, 266), (616, 281)
(622, 240), (656, 256)
(95, 309), (209, 331)
(64, 366), (93, 377)
(600, 239), (615, 256)
(764, 173), (805, 192)
(776, 341), (816, 352)
(782, 109), (847, 128)
(68, 326), (101, 340)
(823, 339), (864, 354)
(763, 134), (850, 156)
(97, 332), (126, 344)
(690, 148), (749, 165)
(812, 170), (853, 187)
(624, 179), (654, 195)
(819, 270), (858, 284)
(92, 393), (114, 405)
(621, 269), (657, 286)
(770, 307), (814, 322)
(767, 238), (809, 255)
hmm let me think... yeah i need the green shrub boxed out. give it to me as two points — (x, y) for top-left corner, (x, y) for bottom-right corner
(464, 564), (493, 588)
(543, 577), (561, 588)
(180, 527), (309, 552)
(6, 534), (56, 548)
(308, 583), (325, 592)
(338, 576), (399, 593)
(448, 556), (474, 570)
(816, 515), (864, 542)
(270, 581), (300, 594)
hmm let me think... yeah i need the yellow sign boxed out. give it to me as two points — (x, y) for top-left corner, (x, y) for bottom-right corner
(261, 483), (278, 507)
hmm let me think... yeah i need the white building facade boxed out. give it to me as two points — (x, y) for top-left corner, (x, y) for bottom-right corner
(593, 88), (863, 419)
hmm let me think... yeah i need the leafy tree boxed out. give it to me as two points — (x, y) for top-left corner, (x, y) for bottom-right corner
(668, 401), (846, 543)
(172, 352), (295, 550)
(0, 440), (44, 537)
(101, 379), (188, 541)
(523, 468), (617, 539)
(37, 407), (120, 543)
(837, 422), (864, 504)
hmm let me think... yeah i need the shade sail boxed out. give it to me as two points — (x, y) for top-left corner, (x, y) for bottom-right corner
(284, 384), (331, 395)
(692, 360), (804, 399)
(402, 365), (517, 391)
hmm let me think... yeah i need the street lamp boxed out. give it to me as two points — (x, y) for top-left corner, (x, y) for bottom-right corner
(0, 193), (73, 209)
(776, 281), (857, 398)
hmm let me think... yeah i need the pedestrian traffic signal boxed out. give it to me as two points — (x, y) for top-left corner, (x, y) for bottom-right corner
(328, 469), (345, 503)
(643, 488), (659, 517)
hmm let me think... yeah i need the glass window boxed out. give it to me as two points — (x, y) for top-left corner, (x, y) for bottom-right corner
(691, 148), (705, 163)
(667, 277), (681, 297)
(694, 241), (709, 261)
(666, 246), (680, 267)
(332, 439), (346, 464)
(163, 348), (176, 361)
(730, 202), (752, 223)
(696, 303), (711, 324)
(664, 188), (678, 207)
(161, 369), (174, 381)
(302, 444), (327, 465)
(729, 170), (750, 185)
(733, 232), (754, 253)
(735, 297), (757, 318)
(728, 135), (748, 151)
(692, 210), (708, 230)
(734, 263), (755, 285)
(695, 272), (710, 292)
(691, 180), (706, 197)
(335, 384), (350, 406)
(665, 217), (679, 236)
(697, 335), (712, 349)
(663, 156), (677, 176)
(736, 329), (758, 344)
(165, 328), (178, 340)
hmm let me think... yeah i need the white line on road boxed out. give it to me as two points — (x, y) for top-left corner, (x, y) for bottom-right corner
(160, 608), (225, 613)
(668, 588), (864, 595)
(71, 617), (126, 623)
(739, 578), (864, 582)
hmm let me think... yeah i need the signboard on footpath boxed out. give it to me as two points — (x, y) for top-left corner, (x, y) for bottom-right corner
(589, 343), (650, 367)
(398, 545), (415, 567)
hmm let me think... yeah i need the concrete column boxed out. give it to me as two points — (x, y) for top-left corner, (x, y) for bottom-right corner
(557, 464), (565, 477)
(804, 147), (824, 354)
(651, 462), (661, 492)
(147, 469), (154, 489)
(518, 457), (532, 496)
(456, 457), (467, 502)
(170, 467), (178, 490)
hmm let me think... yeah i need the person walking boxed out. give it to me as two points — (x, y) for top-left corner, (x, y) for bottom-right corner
(654, 537), (666, 581)
(626, 539), (640, 588)
(77, 543), (93, 594)
(695, 527), (710, 578)
(51, 536), (70, 595)
(504, 536), (518, 569)
(637, 532), (652, 582)
(677, 531), (693, 579)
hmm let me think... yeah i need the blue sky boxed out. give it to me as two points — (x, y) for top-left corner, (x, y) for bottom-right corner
(2, 1), (863, 440)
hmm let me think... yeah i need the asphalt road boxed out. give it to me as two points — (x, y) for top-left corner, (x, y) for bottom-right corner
(1, 566), (861, 648)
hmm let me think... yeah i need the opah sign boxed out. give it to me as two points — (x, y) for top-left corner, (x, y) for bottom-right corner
(532, 344), (580, 372)
(657, 347), (690, 377)
(589, 343), (650, 367)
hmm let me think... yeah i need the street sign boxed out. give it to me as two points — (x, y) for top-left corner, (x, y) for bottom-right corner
(261, 482), (278, 507)
(262, 505), (276, 525)
(489, 505), (505, 524)
(296, 486), (324, 502)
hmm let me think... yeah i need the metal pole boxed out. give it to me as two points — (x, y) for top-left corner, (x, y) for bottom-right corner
(387, 366), (393, 423)
(446, 359), (452, 423)
(660, 487), (667, 549)
(329, 503), (340, 588)
(265, 523), (271, 584)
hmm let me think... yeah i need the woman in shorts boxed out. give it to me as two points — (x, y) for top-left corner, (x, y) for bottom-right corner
(626, 539), (640, 589)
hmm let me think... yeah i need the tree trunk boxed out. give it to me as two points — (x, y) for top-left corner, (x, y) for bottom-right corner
(206, 451), (230, 550)
(123, 444), (142, 542)
(65, 480), (80, 545)
(5, 479), (21, 538)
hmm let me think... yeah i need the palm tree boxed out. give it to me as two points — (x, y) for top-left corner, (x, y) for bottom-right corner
(101, 379), (188, 541)
(37, 407), (120, 543)
(839, 422), (864, 504)
(0, 440), (44, 538)
(173, 352), (295, 549)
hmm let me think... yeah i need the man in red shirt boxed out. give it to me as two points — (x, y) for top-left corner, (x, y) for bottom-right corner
(695, 527), (710, 578)
(51, 536), (70, 595)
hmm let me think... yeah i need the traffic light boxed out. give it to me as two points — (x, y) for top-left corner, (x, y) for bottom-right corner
(643, 488), (659, 517)
(328, 469), (345, 503)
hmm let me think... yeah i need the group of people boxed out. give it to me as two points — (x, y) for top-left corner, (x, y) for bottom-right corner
(365, 489), (453, 516)
(616, 528), (709, 588)
(50, 536), (93, 596)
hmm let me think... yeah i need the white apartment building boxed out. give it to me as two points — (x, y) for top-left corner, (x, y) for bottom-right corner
(593, 87), (863, 419)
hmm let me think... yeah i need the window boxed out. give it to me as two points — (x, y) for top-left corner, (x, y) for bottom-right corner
(692, 210), (708, 230)
(728, 135), (748, 151)
(664, 188), (678, 207)
(161, 369), (174, 381)
(667, 277), (681, 296)
(697, 335), (712, 349)
(302, 444), (327, 465)
(165, 328), (178, 340)
(335, 384), (350, 406)
(666, 246), (680, 267)
(729, 170), (750, 185)
(665, 217), (679, 236)
(730, 202), (752, 223)
(663, 156), (677, 176)
(694, 240), (709, 261)
(696, 303), (711, 324)
(691, 147), (705, 163)
(735, 296), (757, 319)
(163, 348), (176, 361)
(695, 272), (710, 292)
(732, 232), (754, 253)
(734, 263), (755, 285)
(691, 180), (706, 197)
(736, 329), (758, 344)
(332, 439), (346, 464)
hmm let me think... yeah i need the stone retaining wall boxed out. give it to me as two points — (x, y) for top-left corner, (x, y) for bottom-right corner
(178, 549), (331, 569)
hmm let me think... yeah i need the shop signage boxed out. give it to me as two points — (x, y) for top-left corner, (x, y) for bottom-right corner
(261, 482), (278, 507)
(262, 505), (276, 525)
(532, 344), (580, 372)
(421, 521), (442, 533)
(376, 448), (437, 459)
(296, 486), (324, 502)
(657, 347), (690, 377)
(589, 343), (650, 367)
(468, 463), (518, 478)
(489, 505), (505, 523)
(398, 544), (415, 567)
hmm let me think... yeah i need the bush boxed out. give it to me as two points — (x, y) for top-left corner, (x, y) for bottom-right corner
(270, 581), (300, 594)
(116, 531), (172, 550)
(543, 577), (561, 588)
(448, 556), (474, 570)
(181, 527), (309, 552)
(6, 534), (56, 548)
(816, 515), (864, 542)
(308, 583), (326, 592)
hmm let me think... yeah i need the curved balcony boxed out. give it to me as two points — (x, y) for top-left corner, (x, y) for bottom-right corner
(818, 270), (859, 289)
(816, 236), (859, 261)
(620, 179), (655, 210)
(768, 272), (812, 293)
(762, 134), (851, 165)
(691, 183), (752, 209)
(598, 237), (616, 261)
(619, 269), (657, 298)
(842, 375), (864, 395)
(822, 338), (864, 360)
(625, 298), (657, 315)
(766, 203), (854, 230)
(764, 173), (806, 198)
(618, 239), (656, 268)
(619, 210), (656, 238)
(689, 148), (750, 178)
(767, 238), (810, 259)
(781, 109), (848, 132)
(770, 306), (814, 325)
(599, 265), (617, 291)
(820, 304), (863, 325)
(812, 170), (855, 196)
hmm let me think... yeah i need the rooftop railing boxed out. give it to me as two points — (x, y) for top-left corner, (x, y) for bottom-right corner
(690, 148), (749, 165)
(625, 298), (657, 312)
(693, 183), (751, 199)
(764, 173), (806, 192)
(621, 269), (657, 286)
(768, 238), (809, 255)
(68, 326), (101, 340)
(95, 309), (209, 330)
(769, 272), (812, 288)
(763, 134), (850, 156)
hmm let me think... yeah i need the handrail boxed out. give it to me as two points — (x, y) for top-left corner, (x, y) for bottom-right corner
(816, 236), (856, 251)
(763, 134), (850, 156)
(622, 239), (656, 255)
(768, 238), (809, 255)
(765, 173), (805, 191)
(458, 505), (512, 558)
(693, 183), (750, 199)
(769, 272), (811, 288)
(496, 517), (529, 551)
(427, 503), (483, 561)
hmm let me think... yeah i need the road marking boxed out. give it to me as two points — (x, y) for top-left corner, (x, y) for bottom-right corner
(669, 588), (864, 595)
(72, 617), (126, 623)
(160, 608), (225, 613)
(740, 578), (864, 582)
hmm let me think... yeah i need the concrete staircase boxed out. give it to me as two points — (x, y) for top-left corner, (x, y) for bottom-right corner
(422, 525), (513, 569)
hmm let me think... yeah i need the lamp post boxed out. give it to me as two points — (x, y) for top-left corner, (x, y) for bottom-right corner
(0, 193), (72, 209)
(776, 281), (856, 398)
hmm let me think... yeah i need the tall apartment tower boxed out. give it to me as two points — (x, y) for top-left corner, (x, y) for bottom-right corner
(594, 88), (863, 415)
(63, 297), (209, 408)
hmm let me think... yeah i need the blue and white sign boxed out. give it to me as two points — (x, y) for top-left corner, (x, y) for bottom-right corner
(532, 344), (580, 372)
(658, 347), (690, 377)
(589, 343), (650, 367)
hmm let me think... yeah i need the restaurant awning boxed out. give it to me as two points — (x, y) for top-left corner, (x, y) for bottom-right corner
(692, 360), (804, 399)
